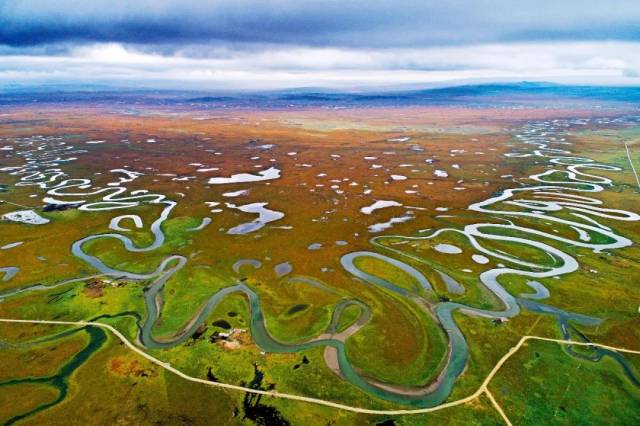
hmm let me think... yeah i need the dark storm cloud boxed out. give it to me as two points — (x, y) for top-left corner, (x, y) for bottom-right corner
(1, 0), (639, 50)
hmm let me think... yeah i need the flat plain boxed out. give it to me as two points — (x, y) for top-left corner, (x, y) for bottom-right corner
(0, 94), (639, 425)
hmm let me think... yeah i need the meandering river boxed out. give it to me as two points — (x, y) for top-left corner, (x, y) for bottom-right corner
(2, 117), (639, 408)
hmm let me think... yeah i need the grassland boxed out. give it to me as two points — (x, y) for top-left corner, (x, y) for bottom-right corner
(0, 104), (638, 424)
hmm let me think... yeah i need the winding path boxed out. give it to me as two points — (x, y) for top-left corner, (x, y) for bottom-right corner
(624, 141), (640, 190)
(0, 317), (638, 419)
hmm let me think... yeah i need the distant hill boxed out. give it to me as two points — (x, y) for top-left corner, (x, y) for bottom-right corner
(187, 82), (640, 106)
(2, 82), (640, 106)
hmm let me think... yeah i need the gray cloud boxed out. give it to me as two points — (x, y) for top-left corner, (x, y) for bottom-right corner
(1, 1), (639, 89)
(1, 0), (639, 51)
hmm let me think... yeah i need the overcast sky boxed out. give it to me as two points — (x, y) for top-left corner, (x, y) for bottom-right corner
(1, 0), (639, 90)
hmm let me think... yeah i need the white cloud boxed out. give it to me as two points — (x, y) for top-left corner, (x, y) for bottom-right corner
(1, 41), (639, 89)
(71, 43), (158, 63)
